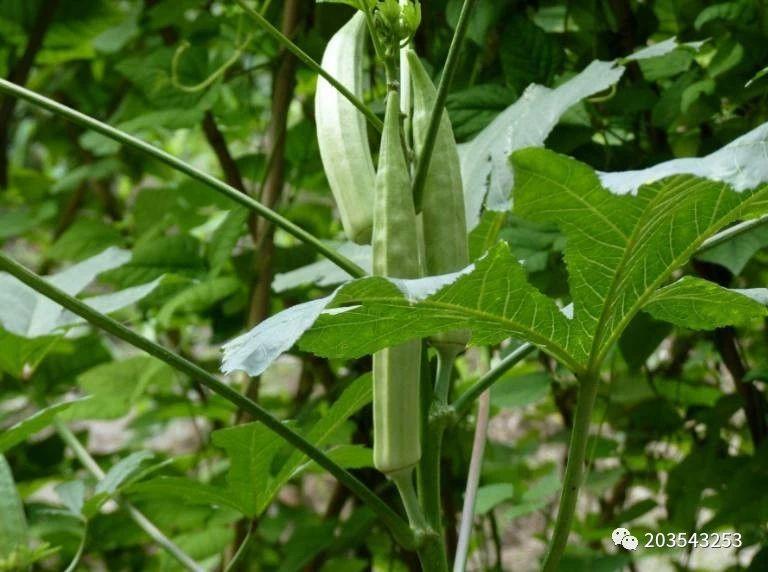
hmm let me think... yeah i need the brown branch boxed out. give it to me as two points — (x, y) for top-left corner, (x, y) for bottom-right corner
(228, 2), (303, 564)
(202, 111), (248, 193)
(714, 328), (767, 446)
(246, 0), (301, 328)
(0, 0), (60, 188)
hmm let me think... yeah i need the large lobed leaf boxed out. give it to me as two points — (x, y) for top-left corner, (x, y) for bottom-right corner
(513, 148), (768, 368)
(222, 151), (768, 378)
(643, 277), (768, 330)
(223, 244), (579, 376)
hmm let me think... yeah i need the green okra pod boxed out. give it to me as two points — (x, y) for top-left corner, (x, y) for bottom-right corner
(316, 12), (376, 244)
(372, 90), (422, 476)
(408, 50), (470, 351)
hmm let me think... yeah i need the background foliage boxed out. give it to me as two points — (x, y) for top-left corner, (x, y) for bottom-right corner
(1, 0), (767, 570)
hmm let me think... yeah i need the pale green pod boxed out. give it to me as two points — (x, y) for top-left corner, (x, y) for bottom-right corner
(372, 91), (422, 475)
(316, 12), (375, 244)
(408, 50), (470, 350)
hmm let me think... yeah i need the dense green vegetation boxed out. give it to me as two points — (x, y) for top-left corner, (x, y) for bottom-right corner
(1, 1), (767, 570)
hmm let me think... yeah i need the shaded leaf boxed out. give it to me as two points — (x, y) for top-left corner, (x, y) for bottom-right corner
(0, 455), (26, 557)
(474, 483), (515, 514)
(643, 276), (767, 330)
(0, 399), (86, 454)
(513, 148), (768, 366)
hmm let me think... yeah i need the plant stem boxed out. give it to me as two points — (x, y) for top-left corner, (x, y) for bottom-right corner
(434, 346), (459, 404)
(452, 343), (535, 418)
(453, 390), (490, 572)
(361, 1), (386, 62)
(541, 373), (600, 572)
(0, 253), (414, 550)
(0, 78), (366, 279)
(411, 0), (478, 211)
(416, 346), (460, 569)
(54, 419), (205, 572)
(417, 531), (451, 572)
(235, 0), (383, 133)
(391, 469), (428, 531)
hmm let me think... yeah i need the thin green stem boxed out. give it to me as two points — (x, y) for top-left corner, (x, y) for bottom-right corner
(418, 418), (445, 531)
(416, 346), (460, 569)
(542, 373), (600, 572)
(391, 469), (428, 531)
(0, 78), (365, 279)
(361, 1), (385, 62)
(452, 343), (535, 418)
(224, 519), (255, 572)
(417, 531), (451, 572)
(62, 525), (87, 572)
(0, 253), (414, 550)
(235, 0), (383, 133)
(434, 346), (460, 405)
(54, 419), (205, 572)
(411, 0), (478, 211)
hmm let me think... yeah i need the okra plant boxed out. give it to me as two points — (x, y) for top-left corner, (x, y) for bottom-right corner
(1, 1), (768, 571)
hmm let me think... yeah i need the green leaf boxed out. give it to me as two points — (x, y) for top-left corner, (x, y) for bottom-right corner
(96, 451), (155, 496)
(277, 522), (337, 572)
(173, 374), (374, 516)
(208, 207), (249, 276)
(643, 277), (767, 330)
(156, 277), (241, 327)
(474, 483), (515, 514)
(274, 374), (373, 484)
(49, 218), (124, 263)
(505, 471), (561, 520)
(210, 420), (286, 516)
(0, 330), (61, 377)
(0, 399), (86, 454)
(298, 243), (577, 369)
(225, 244), (577, 376)
(56, 480), (87, 517)
(0, 456), (26, 558)
(447, 85), (516, 140)
(512, 148), (768, 368)
(696, 222), (768, 274)
(70, 357), (175, 420)
(84, 451), (155, 516)
(128, 477), (244, 513)
(233, 148), (768, 378)
(492, 372), (552, 409)
(0, 247), (130, 337)
(316, 0), (361, 8)
(499, 16), (563, 93)
(102, 235), (206, 287)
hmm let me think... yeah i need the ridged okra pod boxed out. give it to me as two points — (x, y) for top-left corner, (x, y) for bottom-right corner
(372, 91), (422, 476)
(315, 13), (376, 244)
(408, 50), (470, 350)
